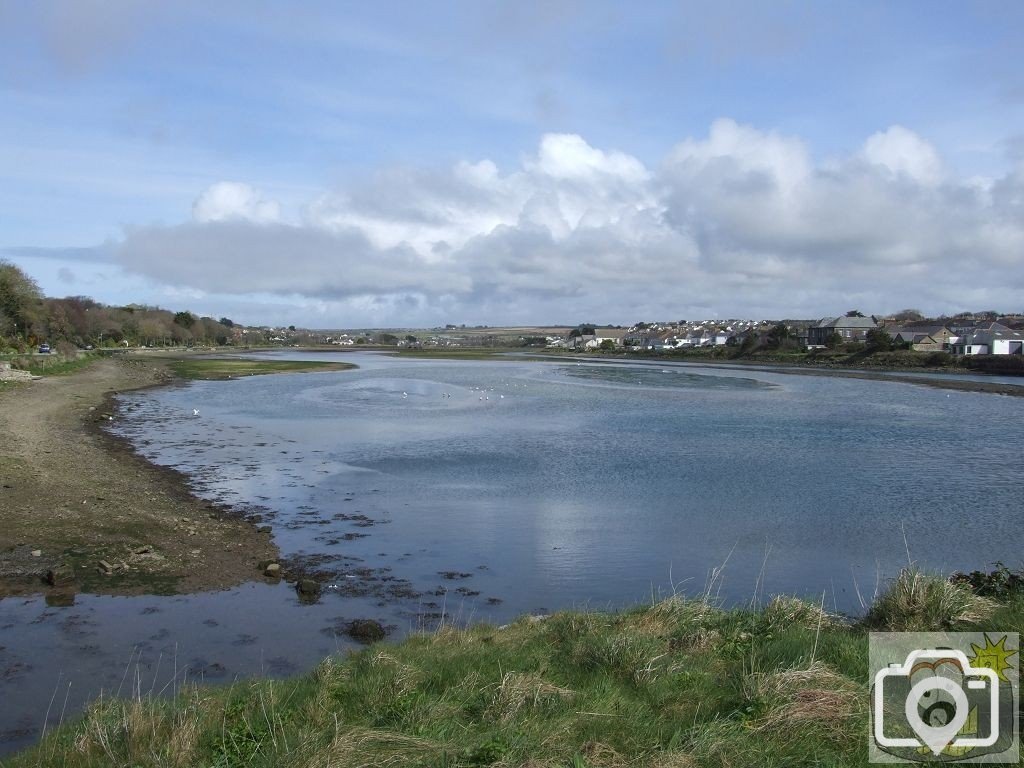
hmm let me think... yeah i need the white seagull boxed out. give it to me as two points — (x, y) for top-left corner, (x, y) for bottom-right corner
(193, 408), (200, 417)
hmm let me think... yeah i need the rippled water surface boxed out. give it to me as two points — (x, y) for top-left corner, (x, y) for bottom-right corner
(2, 351), (1022, 752)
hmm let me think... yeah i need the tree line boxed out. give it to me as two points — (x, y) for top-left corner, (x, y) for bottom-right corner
(0, 261), (236, 353)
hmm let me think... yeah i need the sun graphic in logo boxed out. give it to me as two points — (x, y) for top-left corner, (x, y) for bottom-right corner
(969, 634), (1017, 683)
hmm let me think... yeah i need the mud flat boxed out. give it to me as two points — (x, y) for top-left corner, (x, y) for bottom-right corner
(0, 357), (279, 597)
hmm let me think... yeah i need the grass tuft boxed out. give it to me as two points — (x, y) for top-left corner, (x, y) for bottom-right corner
(488, 672), (575, 723)
(745, 661), (864, 747)
(762, 595), (839, 631)
(864, 567), (996, 631)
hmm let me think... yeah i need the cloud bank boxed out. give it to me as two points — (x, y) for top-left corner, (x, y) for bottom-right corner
(113, 120), (1024, 324)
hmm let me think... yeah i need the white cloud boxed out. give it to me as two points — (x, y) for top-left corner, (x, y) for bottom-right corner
(108, 121), (1024, 324)
(861, 125), (944, 185)
(192, 182), (281, 224)
(528, 133), (649, 184)
(667, 118), (811, 194)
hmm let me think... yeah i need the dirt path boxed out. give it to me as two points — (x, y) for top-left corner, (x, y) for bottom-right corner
(0, 358), (277, 597)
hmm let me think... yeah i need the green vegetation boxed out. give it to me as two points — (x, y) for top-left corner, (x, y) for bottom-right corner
(1, 260), (238, 351)
(167, 359), (356, 380)
(11, 353), (98, 377)
(10, 568), (1024, 768)
(863, 568), (996, 631)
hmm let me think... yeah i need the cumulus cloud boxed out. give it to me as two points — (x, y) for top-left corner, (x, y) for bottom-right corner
(113, 121), (1024, 324)
(861, 125), (944, 185)
(193, 182), (281, 224)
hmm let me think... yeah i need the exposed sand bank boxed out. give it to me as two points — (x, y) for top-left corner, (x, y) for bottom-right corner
(0, 357), (278, 596)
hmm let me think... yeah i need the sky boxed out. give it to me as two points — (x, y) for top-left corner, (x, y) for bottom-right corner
(1, 1), (1023, 328)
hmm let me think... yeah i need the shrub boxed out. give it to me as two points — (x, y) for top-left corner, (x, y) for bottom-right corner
(924, 351), (952, 367)
(949, 562), (1024, 600)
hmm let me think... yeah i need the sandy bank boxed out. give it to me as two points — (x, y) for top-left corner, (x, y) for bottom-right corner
(0, 357), (277, 596)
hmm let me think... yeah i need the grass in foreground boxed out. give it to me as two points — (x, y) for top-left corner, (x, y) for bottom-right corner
(9, 568), (1022, 768)
(167, 359), (356, 380)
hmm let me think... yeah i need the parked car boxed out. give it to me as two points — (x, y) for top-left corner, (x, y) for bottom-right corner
(38, 343), (51, 354)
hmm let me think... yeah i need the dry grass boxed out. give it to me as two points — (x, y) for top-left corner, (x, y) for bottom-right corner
(487, 671), (575, 722)
(648, 752), (699, 768)
(633, 595), (720, 636)
(577, 740), (629, 767)
(293, 727), (444, 768)
(67, 688), (208, 767)
(669, 626), (722, 654)
(746, 661), (863, 746)
(866, 567), (996, 630)
(762, 595), (839, 631)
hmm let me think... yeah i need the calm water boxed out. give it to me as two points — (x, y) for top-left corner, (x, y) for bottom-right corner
(2, 351), (1022, 752)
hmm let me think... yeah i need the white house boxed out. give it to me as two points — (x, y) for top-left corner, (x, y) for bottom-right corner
(951, 326), (1024, 355)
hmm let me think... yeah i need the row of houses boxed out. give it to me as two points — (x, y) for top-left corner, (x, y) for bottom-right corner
(879, 320), (1023, 355)
(620, 328), (738, 350)
(551, 316), (1024, 356)
(548, 325), (765, 350)
(547, 319), (773, 351)
(803, 316), (1024, 355)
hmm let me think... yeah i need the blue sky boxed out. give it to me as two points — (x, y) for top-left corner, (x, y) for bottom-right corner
(2, 1), (1023, 327)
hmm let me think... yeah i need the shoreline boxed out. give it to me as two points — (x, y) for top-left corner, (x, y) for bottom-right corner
(8, 567), (1020, 767)
(660, 357), (1024, 397)
(522, 351), (1024, 397)
(0, 357), (279, 598)
(3, 348), (1018, 598)
(162, 343), (1024, 397)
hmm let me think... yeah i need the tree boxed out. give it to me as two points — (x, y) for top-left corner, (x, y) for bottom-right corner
(599, 339), (615, 351)
(0, 261), (43, 340)
(173, 311), (196, 329)
(825, 332), (843, 349)
(170, 323), (192, 344)
(893, 309), (923, 322)
(219, 317), (234, 328)
(47, 303), (73, 342)
(139, 317), (168, 346)
(845, 310), (865, 318)
(738, 332), (759, 355)
(379, 333), (399, 344)
(766, 323), (791, 348)
(865, 327), (894, 352)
